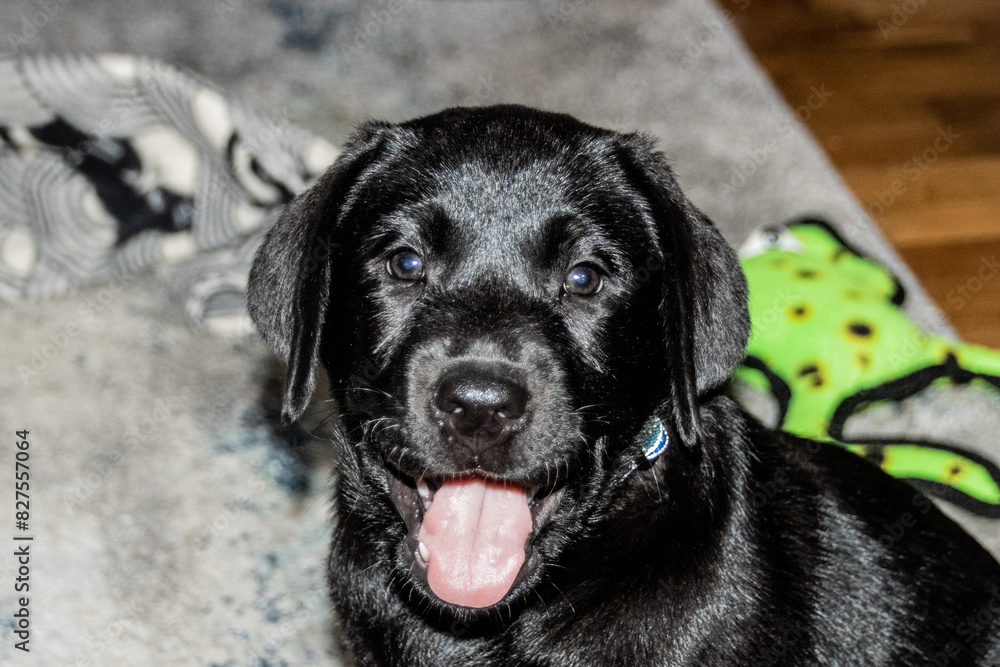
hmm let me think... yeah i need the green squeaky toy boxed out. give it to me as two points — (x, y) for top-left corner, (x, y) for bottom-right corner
(735, 218), (1000, 517)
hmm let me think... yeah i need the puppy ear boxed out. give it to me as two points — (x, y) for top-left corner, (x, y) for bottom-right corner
(614, 135), (750, 446)
(247, 124), (390, 423)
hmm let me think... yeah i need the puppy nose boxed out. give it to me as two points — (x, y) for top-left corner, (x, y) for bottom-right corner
(435, 373), (528, 451)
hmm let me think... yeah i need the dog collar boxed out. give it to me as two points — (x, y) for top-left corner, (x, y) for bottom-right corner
(642, 419), (669, 462)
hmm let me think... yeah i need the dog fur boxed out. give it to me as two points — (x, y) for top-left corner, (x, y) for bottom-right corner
(248, 105), (1000, 666)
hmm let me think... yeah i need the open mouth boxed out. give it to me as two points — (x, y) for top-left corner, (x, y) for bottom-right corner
(390, 470), (566, 609)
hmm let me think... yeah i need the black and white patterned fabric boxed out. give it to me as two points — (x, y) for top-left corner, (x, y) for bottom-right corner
(0, 54), (339, 334)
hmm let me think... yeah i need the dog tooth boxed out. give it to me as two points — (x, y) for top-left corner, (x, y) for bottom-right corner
(416, 478), (433, 507)
(417, 541), (430, 564)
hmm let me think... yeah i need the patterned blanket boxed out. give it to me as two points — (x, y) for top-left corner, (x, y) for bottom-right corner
(0, 54), (337, 335)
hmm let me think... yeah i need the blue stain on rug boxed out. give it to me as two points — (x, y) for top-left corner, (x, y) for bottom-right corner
(212, 425), (312, 495)
(267, 1), (352, 52)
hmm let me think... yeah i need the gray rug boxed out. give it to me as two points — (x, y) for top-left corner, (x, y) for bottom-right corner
(1, 1), (998, 664)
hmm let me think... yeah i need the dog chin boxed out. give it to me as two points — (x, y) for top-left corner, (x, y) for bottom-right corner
(389, 468), (567, 610)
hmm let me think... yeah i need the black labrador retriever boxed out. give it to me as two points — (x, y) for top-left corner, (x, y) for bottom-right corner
(247, 105), (1000, 665)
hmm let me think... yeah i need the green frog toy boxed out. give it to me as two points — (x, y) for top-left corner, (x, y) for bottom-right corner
(735, 218), (1000, 516)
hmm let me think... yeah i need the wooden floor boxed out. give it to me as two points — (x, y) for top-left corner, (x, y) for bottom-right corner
(730, 0), (1000, 347)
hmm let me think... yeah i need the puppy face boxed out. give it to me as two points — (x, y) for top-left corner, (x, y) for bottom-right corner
(248, 105), (749, 615)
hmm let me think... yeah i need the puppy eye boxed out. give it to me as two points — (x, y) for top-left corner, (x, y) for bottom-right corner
(564, 265), (603, 296)
(387, 250), (425, 281)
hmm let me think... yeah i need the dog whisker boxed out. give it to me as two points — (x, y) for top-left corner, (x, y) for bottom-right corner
(362, 416), (400, 441)
(572, 403), (618, 413)
(339, 382), (398, 400)
(547, 581), (575, 615)
(361, 559), (391, 577)
(532, 588), (548, 613)
(342, 485), (366, 523)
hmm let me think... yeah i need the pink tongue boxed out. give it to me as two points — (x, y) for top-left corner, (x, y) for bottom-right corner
(417, 476), (533, 608)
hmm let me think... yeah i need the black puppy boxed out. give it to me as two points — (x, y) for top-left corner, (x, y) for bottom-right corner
(248, 105), (1000, 665)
